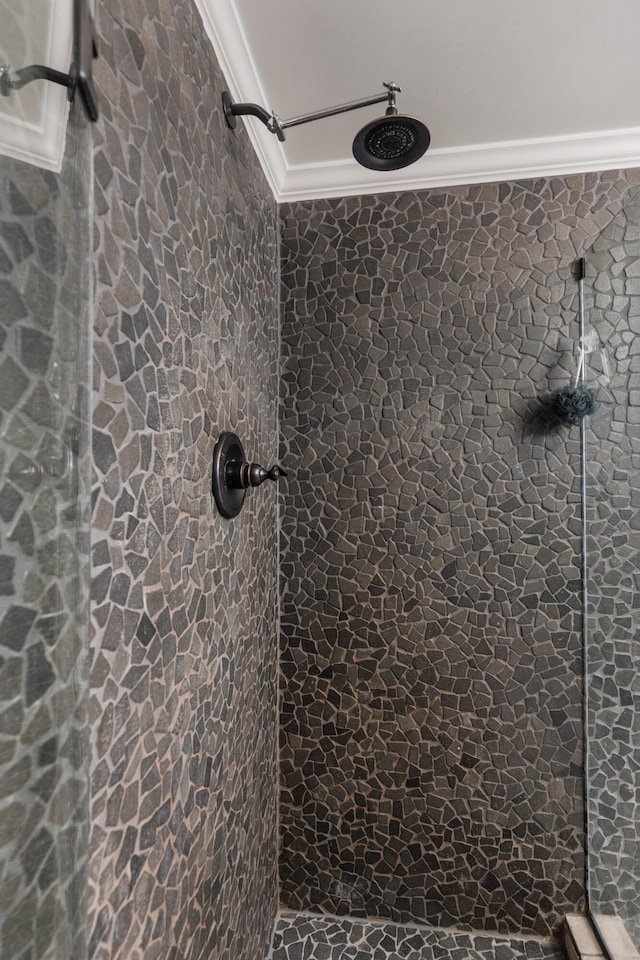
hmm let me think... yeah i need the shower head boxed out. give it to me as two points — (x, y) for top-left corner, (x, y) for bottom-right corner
(352, 113), (430, 171)
(222, 81), (431, 171)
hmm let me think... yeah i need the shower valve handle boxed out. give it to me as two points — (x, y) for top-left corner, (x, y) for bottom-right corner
(225, 460), (288, 489)
(212, 432), (287, 519)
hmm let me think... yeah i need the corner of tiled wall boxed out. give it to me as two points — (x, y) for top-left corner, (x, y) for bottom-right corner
(278, 169), (640, 938)
(87, 3), (280, 958)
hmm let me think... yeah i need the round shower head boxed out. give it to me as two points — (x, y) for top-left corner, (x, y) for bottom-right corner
(352, 113), (430, 171)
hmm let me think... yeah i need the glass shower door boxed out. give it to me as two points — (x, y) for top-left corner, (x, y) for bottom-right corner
(0, 1), (93, 957)
(583, 193), (640, 948)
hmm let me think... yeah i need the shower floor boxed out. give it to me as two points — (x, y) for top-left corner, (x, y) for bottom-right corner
(270, 911), (566, 960)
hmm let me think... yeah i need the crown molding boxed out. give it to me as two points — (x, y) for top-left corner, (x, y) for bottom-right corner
(195, 0), (640, 204)
(280, 127), (640, 202)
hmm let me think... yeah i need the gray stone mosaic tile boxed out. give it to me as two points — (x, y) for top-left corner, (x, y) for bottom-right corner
(270, 911), (565, 960)
(0, 100), (93, 960)
(582, 193), (640, 945)
(278, 171), (640, 938)
(88, 2), (280, 960)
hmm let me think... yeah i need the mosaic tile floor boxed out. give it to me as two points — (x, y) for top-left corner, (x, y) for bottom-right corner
(270, 912), (565, 960)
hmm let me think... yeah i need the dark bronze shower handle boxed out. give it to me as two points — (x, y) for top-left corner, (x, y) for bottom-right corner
(225, 460), (287, 490)
(212, 432), (287, 518)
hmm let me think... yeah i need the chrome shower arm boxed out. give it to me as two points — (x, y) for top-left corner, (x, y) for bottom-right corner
(280, 90), (392, 131)
(222, 82), (401, 143)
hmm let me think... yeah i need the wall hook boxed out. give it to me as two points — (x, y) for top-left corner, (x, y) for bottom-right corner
(212, 432), (287, 519)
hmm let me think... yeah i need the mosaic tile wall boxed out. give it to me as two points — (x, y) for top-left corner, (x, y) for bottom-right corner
(582, 193), (640, 945)
(279, 171), (640, 938)
(0, 110), (93, 959)
(88, 2), (279, 959)
(270, 911), (565, 960)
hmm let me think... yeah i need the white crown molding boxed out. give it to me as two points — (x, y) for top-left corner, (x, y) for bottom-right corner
(196, 0), (640, 203)
(280, 127), (640, 202)
(0, 0), (72, 172)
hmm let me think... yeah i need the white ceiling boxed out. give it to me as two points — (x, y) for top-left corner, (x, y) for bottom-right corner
(196, 0), (640, 202)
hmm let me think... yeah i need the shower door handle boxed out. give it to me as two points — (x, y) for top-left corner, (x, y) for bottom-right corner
(0, 0), (99, 121)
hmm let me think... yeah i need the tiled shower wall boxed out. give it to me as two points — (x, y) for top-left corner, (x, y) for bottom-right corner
(279, 171), (640, 938)
(584, 195), (640, 941)
(88, 3), (279, 959)
(0, 112), (92, 960)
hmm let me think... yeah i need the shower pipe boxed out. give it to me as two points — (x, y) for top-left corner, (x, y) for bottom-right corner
(577, 258), (594, 921)
(549, 259), (599, 929)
